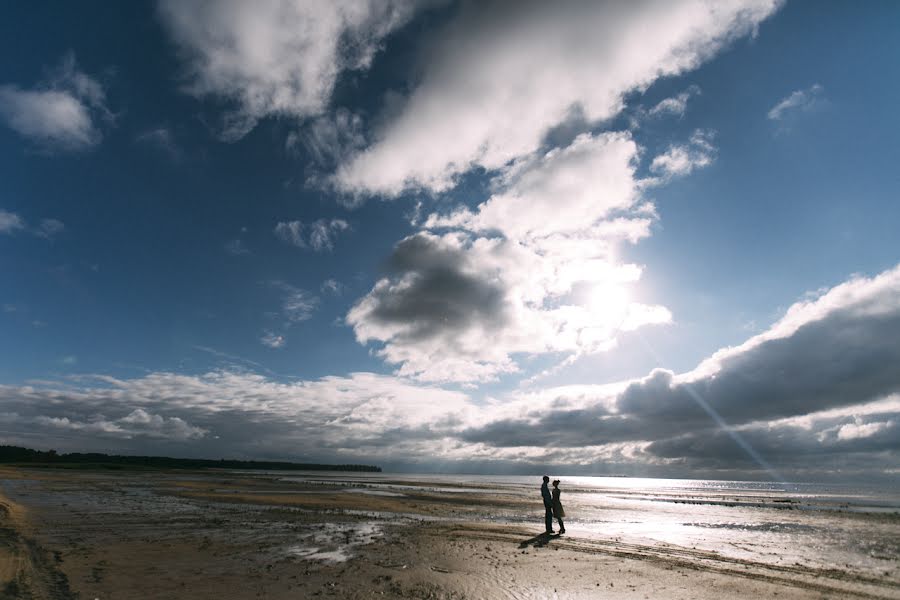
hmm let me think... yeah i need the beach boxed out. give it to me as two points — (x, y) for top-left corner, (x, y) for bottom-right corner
(0, 466), (897, 599)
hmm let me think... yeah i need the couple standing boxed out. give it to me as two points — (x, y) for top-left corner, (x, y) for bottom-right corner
(540, 475), (565, 534)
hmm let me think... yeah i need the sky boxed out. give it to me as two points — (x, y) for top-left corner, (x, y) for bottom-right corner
(1, 0), (899, 481)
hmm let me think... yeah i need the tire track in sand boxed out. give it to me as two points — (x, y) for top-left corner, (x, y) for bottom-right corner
(0, 497), (76, 600)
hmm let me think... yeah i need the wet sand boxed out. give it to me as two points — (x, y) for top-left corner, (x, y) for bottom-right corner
(0, 467), (897, 599)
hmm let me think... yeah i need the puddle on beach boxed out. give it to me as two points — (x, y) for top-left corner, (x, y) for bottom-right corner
(285, 522), (383, 564)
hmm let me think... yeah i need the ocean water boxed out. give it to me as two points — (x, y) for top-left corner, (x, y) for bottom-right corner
(274, 472), (900, 579)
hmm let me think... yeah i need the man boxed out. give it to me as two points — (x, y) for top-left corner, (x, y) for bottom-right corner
(541, 475), (554, 533)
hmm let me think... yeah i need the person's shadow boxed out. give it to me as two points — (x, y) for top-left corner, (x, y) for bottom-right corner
(519, 532), (559, 549)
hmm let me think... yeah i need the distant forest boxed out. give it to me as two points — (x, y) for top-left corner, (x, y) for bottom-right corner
(0, 445), (381, 472)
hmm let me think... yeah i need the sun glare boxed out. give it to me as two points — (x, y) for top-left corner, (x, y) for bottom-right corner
(588, 284), (631, 324)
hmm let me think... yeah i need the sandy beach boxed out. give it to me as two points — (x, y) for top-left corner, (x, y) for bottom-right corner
(0, 466), (897, 599)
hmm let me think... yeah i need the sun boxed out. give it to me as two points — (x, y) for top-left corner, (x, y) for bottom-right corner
(588, 283), (631, 324)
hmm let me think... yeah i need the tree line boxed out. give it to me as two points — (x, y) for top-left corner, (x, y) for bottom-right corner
(0, 445), (381, 472)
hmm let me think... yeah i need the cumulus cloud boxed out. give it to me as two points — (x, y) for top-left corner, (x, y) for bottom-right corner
(649, 129), (716, 178)
(648, 85), (701, 118)
(11, 408), (207, 442)
(320, 279), (344, 296)
(274, 220), (305, 247)
(158, 0), (421, 140)
(426, 132), (643, 240)
(767, 83), (824, 120)
(275, 218), (349, 251)
(0, 209), (25, 234)
(309, 219), (350, 252)
(260, 331), (286, 349)
(348, 229), (670, 383)
(335, 0), (781, 196)
(0, 53), (111, 151)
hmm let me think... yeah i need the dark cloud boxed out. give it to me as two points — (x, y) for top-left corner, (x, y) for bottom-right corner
(647, 417), (899, 464)
(619, 307), (900, 426)
(350, 232), (509, 346)
(378, 235), (506, 338)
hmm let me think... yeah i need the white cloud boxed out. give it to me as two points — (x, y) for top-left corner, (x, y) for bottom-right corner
(0, 209), (25, 234)
(309, 219), (349, 252)
(0, 89), (96, 149)
(276, 283), (317, 323)
(335, 0), (781, 196)
(321, 279), (344, 295)
(260, 281), (318, 349)
(763, 395), (900, 432)
(260, 331), (286, 349)
(648, 85), (701, 117)
(274, 220), (305, 247)
(0, 54), (110, 151)
(29, 408), (207, 441)
(158, 0), (421, 140)
(275, 218), (349, 252)
(836, 419), (893, 441)
(1, 210), (66, 239)
(767, 83), (824, 120)
(291, 108), (366, 166)
(649, 129), (716, 178)
(426, 132), (643, 240)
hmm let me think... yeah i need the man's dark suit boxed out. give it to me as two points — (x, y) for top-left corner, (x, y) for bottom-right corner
(541, 480), (553, 532)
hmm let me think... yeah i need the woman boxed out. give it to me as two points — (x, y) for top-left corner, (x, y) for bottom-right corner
(551, 479), (566, 534)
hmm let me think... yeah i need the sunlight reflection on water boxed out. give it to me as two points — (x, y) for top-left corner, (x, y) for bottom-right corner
(267, 471), (900, 577)
(285, 522), (383, 564)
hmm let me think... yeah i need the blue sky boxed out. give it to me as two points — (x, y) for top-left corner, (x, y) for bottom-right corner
(1, 1), (899, 480)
